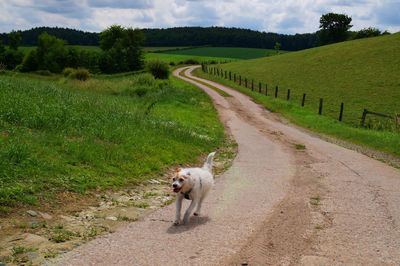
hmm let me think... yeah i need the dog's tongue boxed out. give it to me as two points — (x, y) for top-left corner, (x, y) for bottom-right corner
(173, 188), (180, 193)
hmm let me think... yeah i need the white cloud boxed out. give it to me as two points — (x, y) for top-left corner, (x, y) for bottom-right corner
(0, 0), (399, 34)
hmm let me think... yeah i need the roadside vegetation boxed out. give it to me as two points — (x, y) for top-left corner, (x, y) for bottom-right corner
(0, 70), (226, 209)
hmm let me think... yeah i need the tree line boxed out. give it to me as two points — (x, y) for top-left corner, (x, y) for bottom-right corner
(1, 23), (390, 52)
(0, 26), (320, 51)
(0, 27), (99, 46)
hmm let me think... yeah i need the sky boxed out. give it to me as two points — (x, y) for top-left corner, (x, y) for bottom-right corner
(0, 0), (399, 34)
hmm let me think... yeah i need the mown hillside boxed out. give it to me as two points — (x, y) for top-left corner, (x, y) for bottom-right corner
(218, 33), (400, 126)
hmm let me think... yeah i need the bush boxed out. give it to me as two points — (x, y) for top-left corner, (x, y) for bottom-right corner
(169, 61), (175, 66)
(4, 49), (24, 70)
(146, 59), (169, 79)
(183, 59), (199, 65)
(69, 68), (90, 81)
(132, 73), (155, 86)
(36, 70), (52, 76)
(20, 50), (38, 72)
(62, 67), (74, 77)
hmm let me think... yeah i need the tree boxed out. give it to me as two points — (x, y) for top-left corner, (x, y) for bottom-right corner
(8, 31), (22, 50)
(37, 32), (68, 72)
(98, 25), (145, 73)
(317, 13), (352, 44)
(274, 42), (281, 53)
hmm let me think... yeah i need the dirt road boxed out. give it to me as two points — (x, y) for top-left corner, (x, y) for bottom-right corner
(56, 66), (400, 265)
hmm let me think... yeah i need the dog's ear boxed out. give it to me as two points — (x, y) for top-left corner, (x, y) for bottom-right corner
(175, 168), (181, 173)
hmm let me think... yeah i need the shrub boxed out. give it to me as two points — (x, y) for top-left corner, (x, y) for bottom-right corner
(132, 73), (155, 86)
(4, 49), (24, 70)
(183, 58), (199, 65)
(69, 68), (90, 81)
(62, 67), (74, 77)
(169, 61), (175, 66)
(146, 59), (169, 79)
(36, 70), (52, 76)
(20, 50), (38, 72)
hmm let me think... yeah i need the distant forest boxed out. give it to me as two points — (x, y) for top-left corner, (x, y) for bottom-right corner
(0, 26), (320, 51)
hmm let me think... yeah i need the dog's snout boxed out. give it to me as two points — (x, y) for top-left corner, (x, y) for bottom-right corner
(173, 183), (178, 188)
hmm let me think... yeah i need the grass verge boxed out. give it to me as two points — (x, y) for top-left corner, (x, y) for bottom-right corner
(0, 71), (227, 207)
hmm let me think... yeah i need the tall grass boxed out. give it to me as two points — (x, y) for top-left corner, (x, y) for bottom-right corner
(0, 72), (225, 207)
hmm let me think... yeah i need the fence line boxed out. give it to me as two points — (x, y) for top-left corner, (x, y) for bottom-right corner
(203, 64), (398, 130)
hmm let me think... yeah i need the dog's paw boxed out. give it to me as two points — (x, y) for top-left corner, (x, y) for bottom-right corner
(193, 212), (199, 216)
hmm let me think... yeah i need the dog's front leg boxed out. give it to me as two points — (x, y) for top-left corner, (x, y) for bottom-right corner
(174, 196), (183, 225)
(183, 199), (198, 224)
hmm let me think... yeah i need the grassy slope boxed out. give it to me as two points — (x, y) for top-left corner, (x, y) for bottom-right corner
(161, 47), (287, 59)
(218, 33), (400, 126)
(0, 72), (226, 207)
(194, 67), (400, 160)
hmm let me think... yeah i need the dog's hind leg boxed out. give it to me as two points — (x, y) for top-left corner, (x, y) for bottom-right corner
(183, 199), (199, 224)
(193, 197), (204, 216)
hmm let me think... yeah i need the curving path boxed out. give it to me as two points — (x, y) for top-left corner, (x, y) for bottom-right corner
(56, 66), (400, 265)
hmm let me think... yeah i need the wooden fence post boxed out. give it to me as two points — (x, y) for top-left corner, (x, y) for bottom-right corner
(339, 102), (344, 121)
(225, 71), (227, 79)
(360, 109), (368, 126)
(265, 84), (268, 96)
(301, 93), (306, 107)
(239, 75), (241, 85)
(275, 86), (278, 98)
(229, 71), (231, 80)
(234, 73), (236, 83)
(259, 82), (261, 93)
(319, 98), (323, 115)
(245, 78), (247, 88)
(287, 89), (290, 100)
(251, 80), (254, 91)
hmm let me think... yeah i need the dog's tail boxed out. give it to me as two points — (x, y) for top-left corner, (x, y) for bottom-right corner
(203, 152), (216, 173)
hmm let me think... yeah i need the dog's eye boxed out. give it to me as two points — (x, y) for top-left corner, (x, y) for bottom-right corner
(178, 178), (184, 182)
(172, 177), (176, 181)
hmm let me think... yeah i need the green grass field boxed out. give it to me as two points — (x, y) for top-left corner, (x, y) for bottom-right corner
(194, 68), (400, 160)
(143, 46), (191, 52)
(145, 52), (238, 64)
(160, 47), (287, 59)
(0, 71), (226, 208)
(211, 33), (400, 128)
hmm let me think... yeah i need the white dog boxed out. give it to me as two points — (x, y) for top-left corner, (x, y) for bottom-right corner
(171, 152), (215, 225)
